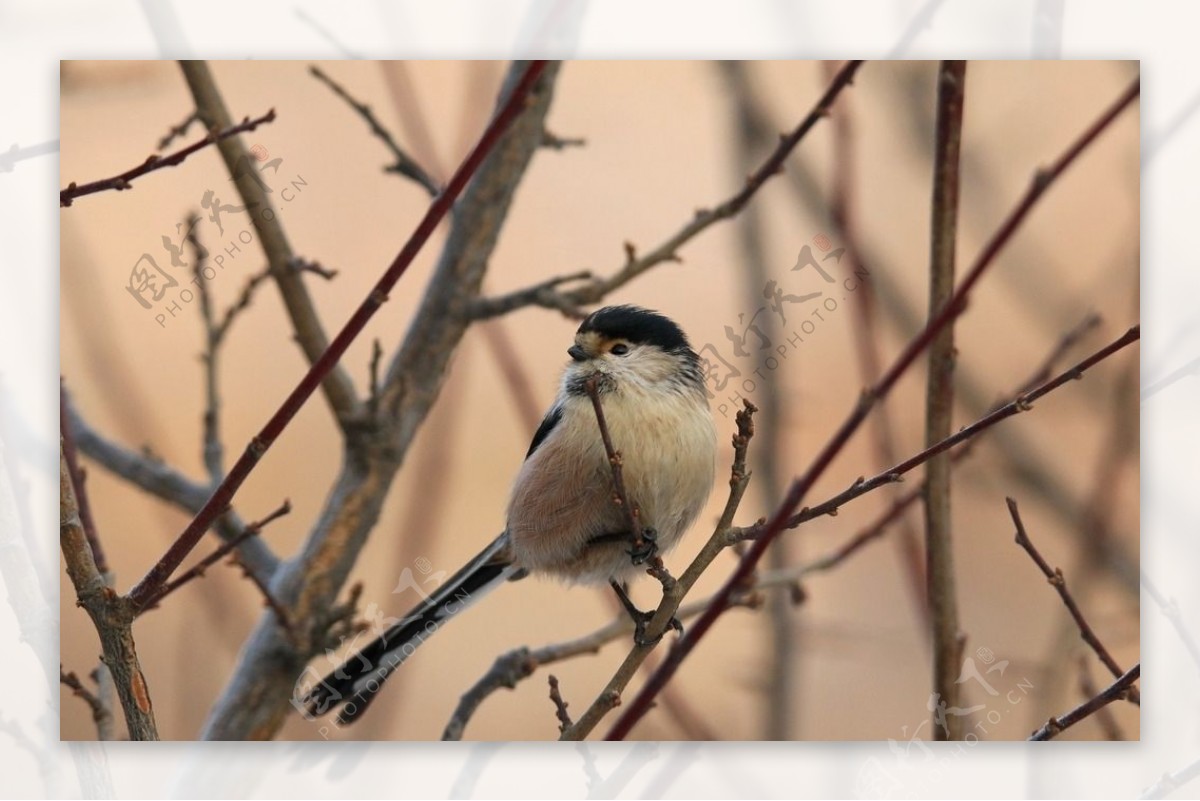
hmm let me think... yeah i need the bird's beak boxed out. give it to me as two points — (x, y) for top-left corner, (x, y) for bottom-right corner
(568, 344), (588, 362)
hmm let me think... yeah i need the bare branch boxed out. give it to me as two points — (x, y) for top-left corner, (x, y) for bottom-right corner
(1007, 497), (1139, 704)
(1028, 663), (1139, 740)
(60, 109), (276, 206)
(366, 338), (384, 422)
(309, 64), (440, 196)
(190, 216), (225, 484)
(1078, 655), (1124, 740)
(925, 59), (967, 740)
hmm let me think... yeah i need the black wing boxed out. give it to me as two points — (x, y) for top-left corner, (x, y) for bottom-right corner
(525, 403), (563, 459)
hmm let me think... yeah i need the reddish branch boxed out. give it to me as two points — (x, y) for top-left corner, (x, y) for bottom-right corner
(603, 76), (1140, 739)
(124, 61), (552, 611)
(59, 110), (276, 207)
(1006, 497), (1140, 705)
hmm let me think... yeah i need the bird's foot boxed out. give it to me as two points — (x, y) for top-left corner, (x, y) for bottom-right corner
(610, 579), (683, 647)
(627, 527), (659, 565)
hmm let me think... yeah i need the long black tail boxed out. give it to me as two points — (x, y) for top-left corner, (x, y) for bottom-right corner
(300, 534), (518, 725)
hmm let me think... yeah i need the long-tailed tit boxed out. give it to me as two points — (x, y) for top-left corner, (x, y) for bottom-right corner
(301, 305), (717, 726)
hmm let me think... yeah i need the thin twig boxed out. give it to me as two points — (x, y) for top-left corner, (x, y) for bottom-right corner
(547, 675), (573, 734)
(125, 61), (553, 611)
(468, 271), (593, 321)
(156, 110), (200, 150)
(925, 59), (967, 740)
(366, 339), (384, 422)
(59, 381), (108, 577)
(288, 256), (339, 281)
(59, 109), (276, 206)
(1007, 496), (1139, 705)
(214, 266), (272, 344)
(541, 130), (587, 150)
(582, 377), (652, 568)
(472, 60), (866, 317)
(60, 667), (113, 740)
(1078, 655), (1124, 740)
(191, 215), (225, 484)
(309, 64), (440, 196)
(1028, 663), (1139, 740)
(137, 500), (292, 620)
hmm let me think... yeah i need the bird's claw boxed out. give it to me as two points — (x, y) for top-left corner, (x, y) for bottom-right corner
(627, 527), (659, 565)
(633, 611), (685, 647)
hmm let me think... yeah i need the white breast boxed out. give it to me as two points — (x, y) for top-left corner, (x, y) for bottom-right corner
(506, 379), (717, 585)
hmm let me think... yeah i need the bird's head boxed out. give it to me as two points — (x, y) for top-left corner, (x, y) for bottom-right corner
(563, 305), (703, 396)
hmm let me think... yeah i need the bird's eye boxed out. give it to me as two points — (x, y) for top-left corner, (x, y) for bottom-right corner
(610, 343), (630, 356)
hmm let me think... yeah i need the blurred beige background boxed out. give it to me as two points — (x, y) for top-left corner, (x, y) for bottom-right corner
(60, 60), (1139, 741)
